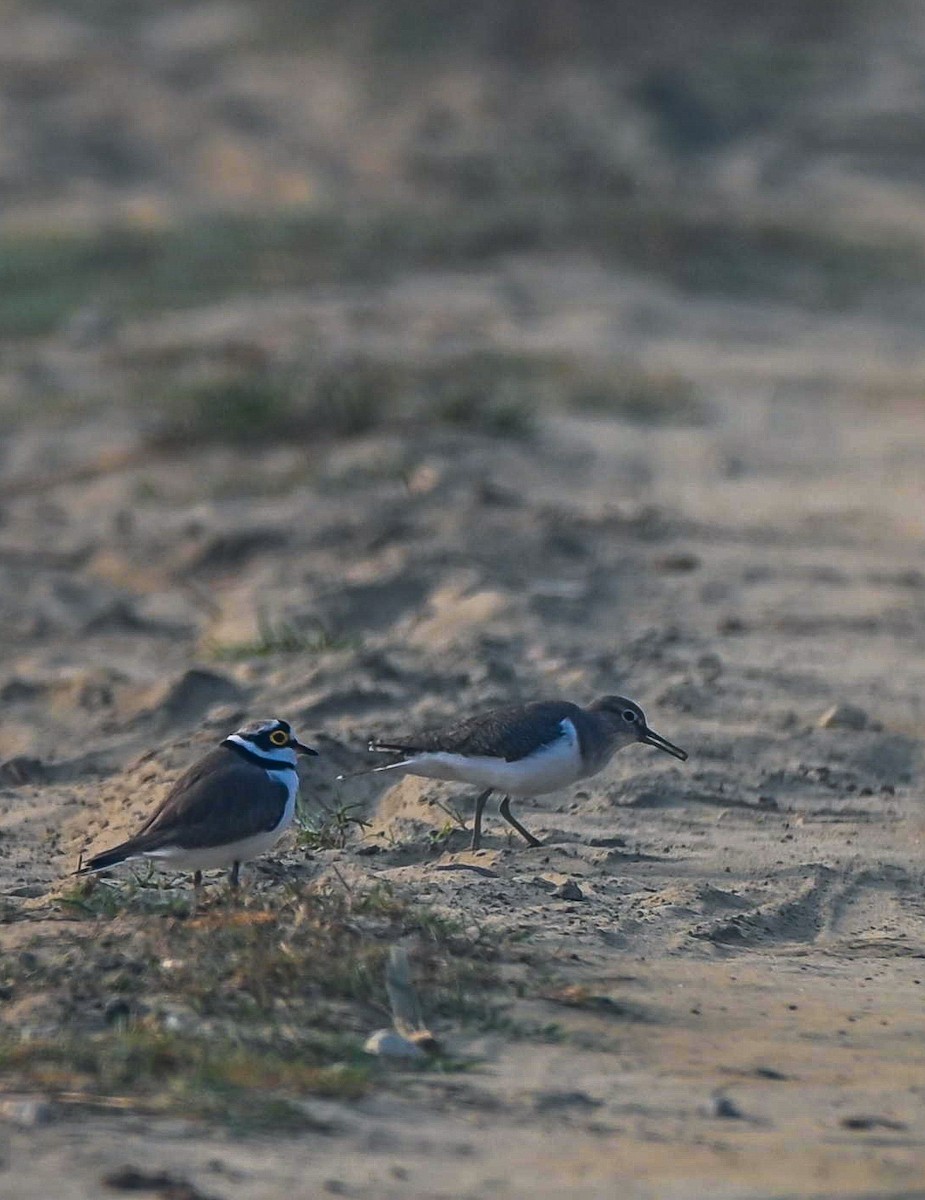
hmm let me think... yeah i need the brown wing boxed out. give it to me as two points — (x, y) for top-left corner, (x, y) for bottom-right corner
(372, 701), (581, 763)
(134, 748), (234, 837)
(128, 749), (288, 850)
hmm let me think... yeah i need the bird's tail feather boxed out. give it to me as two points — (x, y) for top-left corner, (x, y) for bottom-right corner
(336, 758), (411, 783)
(75, 841), (136, 875)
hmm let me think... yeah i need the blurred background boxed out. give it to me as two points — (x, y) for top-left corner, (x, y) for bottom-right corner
(2, 0), (925, 762)
(4, 0), (925, 448)
(5, 10), (925, 1187)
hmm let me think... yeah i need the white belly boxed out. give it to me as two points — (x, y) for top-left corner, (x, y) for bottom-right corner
(143, 827), (288, 871)
(390, 719), (583, 795)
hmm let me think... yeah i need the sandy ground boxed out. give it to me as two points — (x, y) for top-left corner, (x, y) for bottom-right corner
(2, 4), (925, 1194)
(0, 256), (924, 1199)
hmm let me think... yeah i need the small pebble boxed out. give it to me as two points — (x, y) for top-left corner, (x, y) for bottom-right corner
(817, 703), (869, 731)
(104, 999), (132, 1026)
(6, 883), (45, 898)
(654, 552), (701, 573)
(712, 1094), (744, 1120)
(0, 757), (47, 785)
(363, 1029), (427, 1060)
(841, 1113), (907, 1131)
(534, 1089), (602, 1111)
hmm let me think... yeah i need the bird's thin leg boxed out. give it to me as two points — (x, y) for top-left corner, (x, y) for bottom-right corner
(193, 870), (203, 889)
(470, 789), (492, 851)
(228, 861), (241, 891)
(498, 795), (541, 848)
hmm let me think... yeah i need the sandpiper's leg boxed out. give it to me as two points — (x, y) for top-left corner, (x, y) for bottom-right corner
(471, 788), (492, 851)
(498, 795), (541, 848)
(228, 861), (241, 890)
(193, 870), (203, 889)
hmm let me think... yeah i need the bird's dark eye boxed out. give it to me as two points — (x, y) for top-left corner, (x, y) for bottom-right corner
(269, 729), (289, 746)
(623, 710), (637, 722)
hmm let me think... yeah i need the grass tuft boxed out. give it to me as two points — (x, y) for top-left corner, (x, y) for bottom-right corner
(155, 375), (295, 447)
(3, 200), (923, 347)
(296, 802), (370, 852)
(0, 1029), (370, 1129)
(311, 357), (407, 437)
(56, 873), (192, 920)
(567, 361), (708, 424)
(0, 884), (502, 1128)
(207, 616), (356, 662)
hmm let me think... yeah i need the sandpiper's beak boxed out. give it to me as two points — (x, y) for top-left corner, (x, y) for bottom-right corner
(291, 738), (319, 756)
(640, 727), (688, 761)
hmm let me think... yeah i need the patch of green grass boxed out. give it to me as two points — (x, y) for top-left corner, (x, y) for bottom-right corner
(604, 205), (924, 306)
(207, 616), (356, 662)
(148, 350), (543, 451)
(57, 873), (192, 920)
(0, 884), (507, 1126)
(423, 799), (470, 852)
(474, 1014), (568, 1042)
(0, 1029), (370, 1130)
(408, 906), (470, 944)
(0, 206), (530, 341)
(420, 354), (536, 438)
(154, 375), (295, 447)
(152, 357), (406, 449)
(311, 357), (408, 437)
(149, 348), (706, 449)
(567, 362), (707, 424)
(425, 818), (462, 852)
(0, 877), (598, 1127)
(8, 194), (916, 346)
(151, 351), (541, 450)
(0, 213), (318, 339)
(349, 880), (408, 918)
(295, 801), (370, 851)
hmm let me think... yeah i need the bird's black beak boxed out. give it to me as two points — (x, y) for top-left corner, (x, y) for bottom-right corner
(640, 727), (688, 761)
(291, 738), (319, 756)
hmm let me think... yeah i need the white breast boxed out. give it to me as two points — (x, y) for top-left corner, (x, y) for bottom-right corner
(387, 718), (584, 796)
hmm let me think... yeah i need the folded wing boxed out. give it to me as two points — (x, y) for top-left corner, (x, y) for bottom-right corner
(371, 701), (582, 763)
(81, 751), (289, 871)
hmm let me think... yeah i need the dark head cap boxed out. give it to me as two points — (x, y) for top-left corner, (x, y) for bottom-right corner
(227, 717), (318, 756)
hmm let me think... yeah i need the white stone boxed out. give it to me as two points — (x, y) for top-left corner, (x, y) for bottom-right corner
(363, 1029), (427, 1060)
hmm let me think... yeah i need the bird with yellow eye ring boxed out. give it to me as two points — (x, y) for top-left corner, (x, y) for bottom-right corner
(77, 717), (317, 889)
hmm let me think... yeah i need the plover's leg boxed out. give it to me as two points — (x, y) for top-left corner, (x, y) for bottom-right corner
(470, 788), (493, 851)
(193, 870), (203, 889)
(228, 861), (241, 890)
(498, 795), (541, 848)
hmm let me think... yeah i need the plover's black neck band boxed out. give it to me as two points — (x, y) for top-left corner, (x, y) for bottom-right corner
(222, 739), (297, 771)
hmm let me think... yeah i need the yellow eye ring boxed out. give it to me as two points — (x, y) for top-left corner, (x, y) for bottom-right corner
(269, 729), (289, 746)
